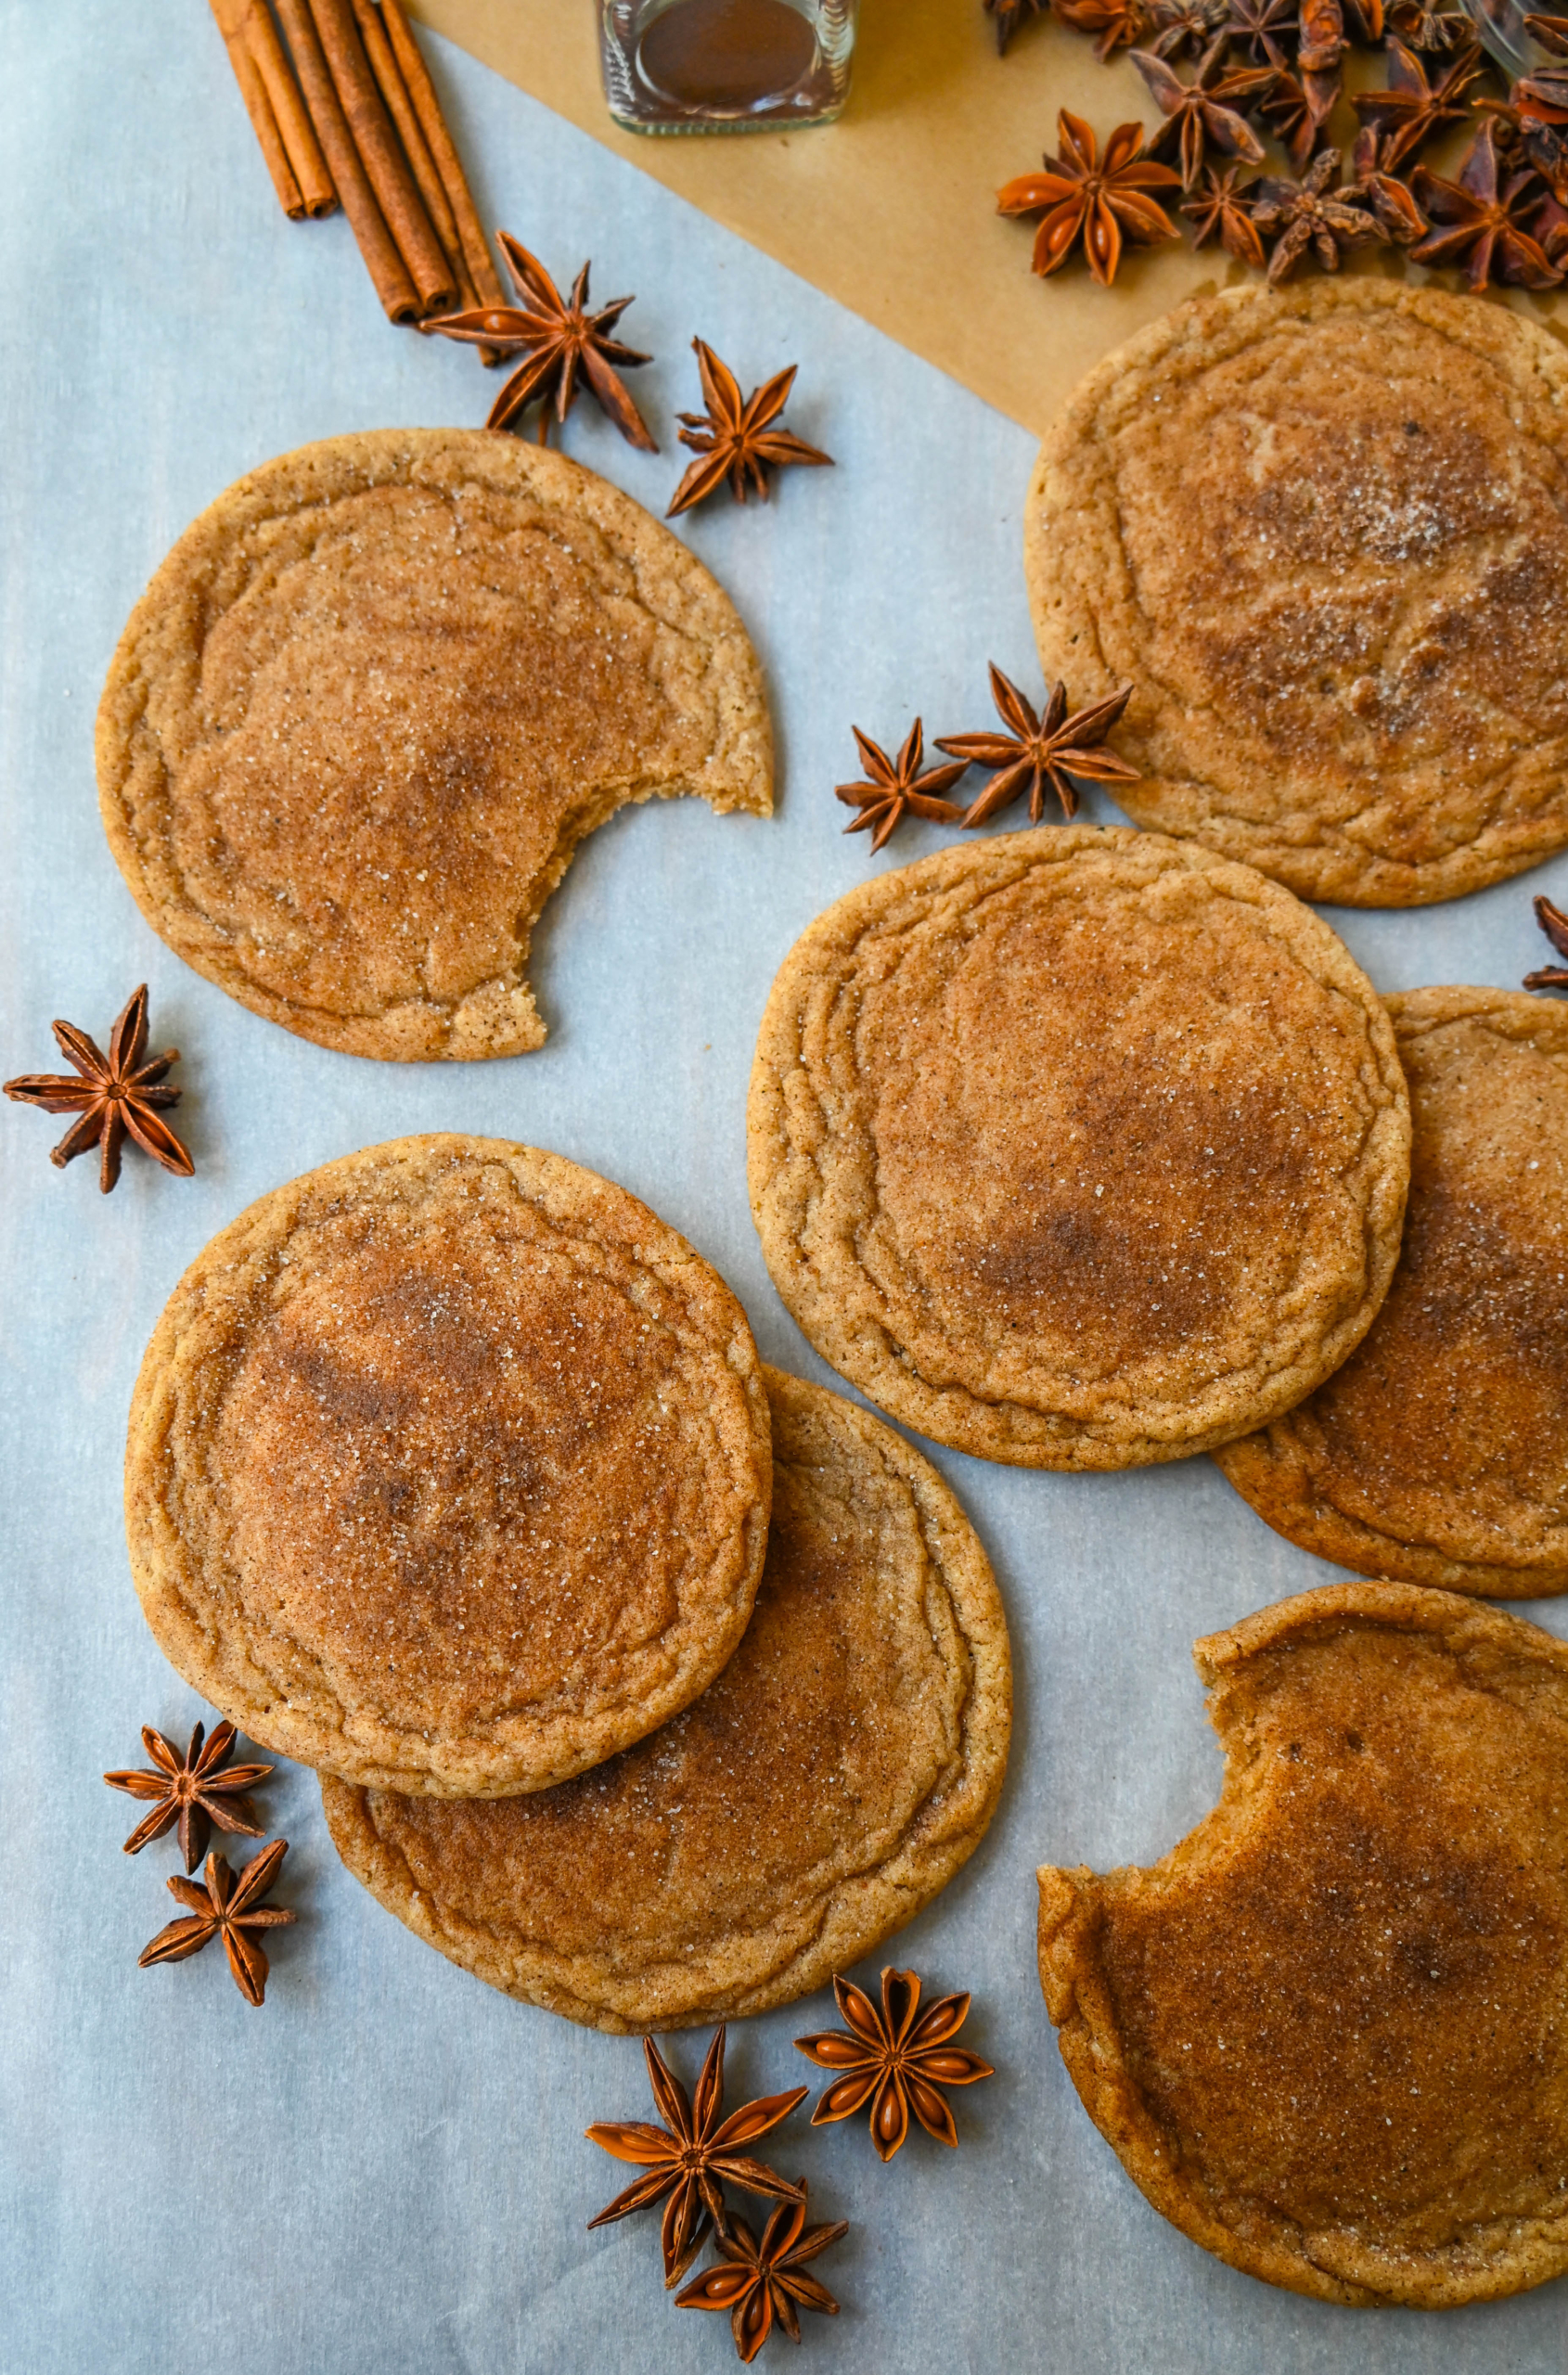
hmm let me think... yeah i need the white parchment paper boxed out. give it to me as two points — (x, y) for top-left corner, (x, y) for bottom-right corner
(3, 9), (1566, 2370)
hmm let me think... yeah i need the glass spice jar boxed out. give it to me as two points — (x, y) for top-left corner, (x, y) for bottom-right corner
(598, 0), (860, 133)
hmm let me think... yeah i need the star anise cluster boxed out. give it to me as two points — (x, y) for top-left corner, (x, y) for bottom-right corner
(836, 667), (1139, 857)
(586, 1969), (992, 2359)
(995, 0), (1564, 289)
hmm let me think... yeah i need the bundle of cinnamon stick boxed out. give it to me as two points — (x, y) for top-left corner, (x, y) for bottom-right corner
(210, 0), (504, 340)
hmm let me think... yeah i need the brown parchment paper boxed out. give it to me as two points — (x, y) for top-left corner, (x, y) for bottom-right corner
(412, 0), (1568, 433)
(405, 0), (1265, 433)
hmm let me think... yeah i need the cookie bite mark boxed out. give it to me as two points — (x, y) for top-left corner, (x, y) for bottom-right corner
(97, 431), (772, 1059)
(1038, 1583), (1568, 2306)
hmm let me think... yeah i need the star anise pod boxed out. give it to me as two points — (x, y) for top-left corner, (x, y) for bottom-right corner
(1343, 0), (1384, 38)
(937, 666), (1138, 825)
(421, 233), (656, 452)
(105, 1720), (273, 1874)
(1526, 9), (1568, 47)
(675, 2190), (847, 2364)
(1523, 114), (1568, 197)
(1352, 37), (1488, 169)
(137, 1840), (296, 2007)
(586, 2030), (807, 2291)
(835, 721), (969, 854)
(1297, 0), (1348, 120)
(4, 984), (192, 1196)
(997, 112), (1183, 282)
(666, 341), (832, 519)
(1524, 892), (1568, 987)
(1388, 0), (1475, 47)
(1252, 145), (1388, 274)
(796, 1969), (995, 2162)
(1182, 160), (1270, 258)
(1132, 47), (1272, 186)
(1052, 0), (1157, 58)
(986, 0), (1047, 47)
(1348, 124), (1433, 237)
(1148, 0), (1230, 59)
(1515, 59), (1568, 114)
(1258, 67), (1334, 171)
(1222, 0), (1298, 68)
(1411, 120), (1563, 281)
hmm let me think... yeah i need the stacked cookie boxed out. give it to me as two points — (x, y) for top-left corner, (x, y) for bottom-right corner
(124, 1135), (1011, 2029)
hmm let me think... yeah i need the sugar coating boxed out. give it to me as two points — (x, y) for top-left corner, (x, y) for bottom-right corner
(748, 828), (1410, 1469)
(322, 1367), (1011, 2031)
(124, 1135), (773, 1794)
(1029, 279), (1568, 907)
(1217, 988), (1568, 1594)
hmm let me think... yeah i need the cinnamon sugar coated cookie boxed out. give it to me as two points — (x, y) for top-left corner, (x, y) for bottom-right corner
(1028, 280), (1568, 906)
(1038, 1582), (1568, 2307)
(96, 430), (771, 1059)
(748, 828), (1410, 1469)
(1216, 988), (1568, 1596)
(321, 1367), (1010, 2031)
(123, 1136), (772, 1795)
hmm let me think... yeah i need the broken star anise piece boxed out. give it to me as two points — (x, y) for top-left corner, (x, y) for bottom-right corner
(1349, 126), (1432, 240)
(795, 1968), (995, 2162)
(586, 2029), (807, 2291)
(675, 2189), (847, 2365)
(1147, 0), (1230, 60)
(421, 232), (657, 452)
(937, 666), (1138, 826)
(836, 721), (969, 854)
(1052, 0), (1157, 58)
(105, 1719), (273, 1874)
(1352, 38), (1487, 171)
(997, 111), (1182, 284)
(1388, 0), (1476, 47)
(137, 1840), (296, 2008)
(985, 0), (1047, 48)
(1131, 47), (1271, 187)
(1524, 892), (1568, 988)
(666, 341), (832, 519)
(1411, 120), (1564, 285)
(1251, 147), (1388, 277)
(1258, 67), (1333, 173)
(1182, 160), (1269, 261)
(4, 983), (192, 1196)
(1221, 0), (1299, 67)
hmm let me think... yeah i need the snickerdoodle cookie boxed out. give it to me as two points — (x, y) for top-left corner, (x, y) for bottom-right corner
(124, 1136), (772, 1796)
(1038, 1582), (1568, 2307)
(1216, 988), (1568, 1597)
(321, 1367), (1010, 2032)
(97, 430), (770, 1059)
(748, 828), (1409, 1470)
(1027, 280), (1568, 907)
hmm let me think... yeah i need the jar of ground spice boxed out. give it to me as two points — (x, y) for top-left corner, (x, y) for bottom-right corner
(598, 0), (859, 131)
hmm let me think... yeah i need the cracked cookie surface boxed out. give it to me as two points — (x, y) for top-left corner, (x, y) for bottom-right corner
(1027, 280), (1568, 907)
(97, 430), (771, 1059)
(1038, 1581), (1568, 2307)
(124, 1134), (772, 1795)
(321, 1367), (1011, 2032)
(1216, 988), (1568, 1596)
(748, 828), (1409, 1469)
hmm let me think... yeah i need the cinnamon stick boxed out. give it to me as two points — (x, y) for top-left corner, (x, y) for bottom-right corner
(274, 0), (419, 319)
(377, 0), (507, 316)
(306, 0), (455, 314)
(210, 0), (304, 217)
(349, 0), (502, 360)
(244, 0), (338, 216)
